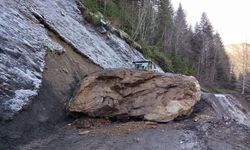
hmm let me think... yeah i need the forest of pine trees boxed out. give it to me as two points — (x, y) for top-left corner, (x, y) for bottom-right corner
(82, 0), (233, 89)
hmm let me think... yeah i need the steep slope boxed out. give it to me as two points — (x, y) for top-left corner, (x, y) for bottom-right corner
(0, 0), (151, 149)
(0, 0), (147, 120)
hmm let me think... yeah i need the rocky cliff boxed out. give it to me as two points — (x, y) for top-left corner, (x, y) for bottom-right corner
(0, 0), (151, 120)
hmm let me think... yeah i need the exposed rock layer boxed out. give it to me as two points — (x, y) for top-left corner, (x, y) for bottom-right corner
(0, 0), (148, 119)
(69, 69), (201, 122)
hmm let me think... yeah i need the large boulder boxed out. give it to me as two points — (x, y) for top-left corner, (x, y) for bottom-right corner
(68, 69), (201, 122)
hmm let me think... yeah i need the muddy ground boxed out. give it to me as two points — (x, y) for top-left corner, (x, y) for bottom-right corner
(19, 120), (250, 150)
(2, 96), (250, 150)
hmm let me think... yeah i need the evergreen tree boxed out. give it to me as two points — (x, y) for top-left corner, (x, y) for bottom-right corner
(192, 23), (203, 79)
(199, 12), (216, 84)
(173, 3), (193, 60)
(173, 3), (189, 55)
(158, 0), (174, 53)
(214, 32), (231, 85)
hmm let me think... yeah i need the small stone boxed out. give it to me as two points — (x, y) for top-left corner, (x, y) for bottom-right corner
(62, 68), (69, 74)
(98, 26), (107, 34)
(61, 10), (65, 16)
(133, 138), (140, 142)
(79, 130), (90, 135)
(145, 121), (158, 125)
(150, 125), (157, 129)
(194, 117), (199, 122)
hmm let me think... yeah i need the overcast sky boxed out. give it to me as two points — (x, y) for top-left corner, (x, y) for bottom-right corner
(172, 0), (250, 44)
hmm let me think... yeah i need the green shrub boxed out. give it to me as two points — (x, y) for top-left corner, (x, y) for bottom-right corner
(82, 0), (99, 12)
(142, 45), (196, 75)
(171, 54), (196, 75)
(90, 11), (104, 26)
(143, 45), (173, 72)
(82, 0), (133, 33)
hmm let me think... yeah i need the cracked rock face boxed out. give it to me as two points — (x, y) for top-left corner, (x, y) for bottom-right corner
(69, 69), (201, 122)
(0, 1), (64, 119)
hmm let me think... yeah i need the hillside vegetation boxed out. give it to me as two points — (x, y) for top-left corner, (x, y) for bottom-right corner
(225, 43), (250, 94)
(82, 0), (232, 89)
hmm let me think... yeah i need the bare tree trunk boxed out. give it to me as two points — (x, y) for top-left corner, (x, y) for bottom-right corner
(242, 42), (247, 95)
(104, 0), (107, 15)
(197, 57), (202, 81)
(211, 45), (218, 83)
